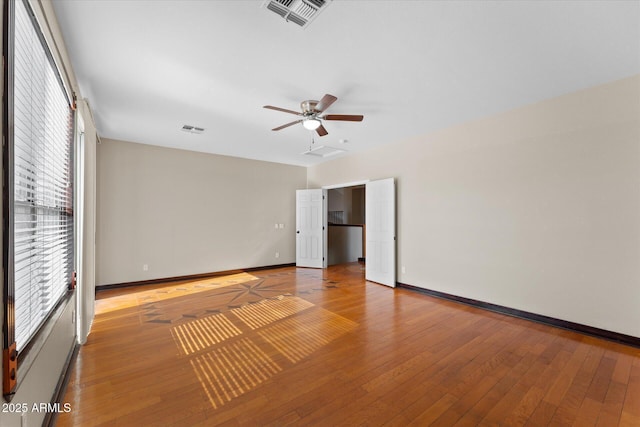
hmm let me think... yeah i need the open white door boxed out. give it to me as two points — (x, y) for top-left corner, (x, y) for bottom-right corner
(366, 178), (396, 287)
(296, 189), (327, 268)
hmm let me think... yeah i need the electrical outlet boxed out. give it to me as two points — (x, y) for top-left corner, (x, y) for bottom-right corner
(274, 223), (279, 229)
(401, 266), (406, 274)
(279, 223), (284, 229)
(143, 264), (148, 271)
(275, 252), (280, 258)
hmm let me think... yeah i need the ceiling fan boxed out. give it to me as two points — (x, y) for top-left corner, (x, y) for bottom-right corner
(263, 94), (363, 137)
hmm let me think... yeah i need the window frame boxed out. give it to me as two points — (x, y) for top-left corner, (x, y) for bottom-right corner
(2, 0), (76, 400)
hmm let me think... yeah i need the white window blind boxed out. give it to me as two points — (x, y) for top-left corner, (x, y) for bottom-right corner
(12, 0), (74, 352)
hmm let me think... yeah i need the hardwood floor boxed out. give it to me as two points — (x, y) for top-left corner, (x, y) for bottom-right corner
(56, 263), (640, 426)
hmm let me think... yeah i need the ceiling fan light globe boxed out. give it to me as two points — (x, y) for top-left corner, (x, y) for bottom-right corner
(303, 118), (321, 130)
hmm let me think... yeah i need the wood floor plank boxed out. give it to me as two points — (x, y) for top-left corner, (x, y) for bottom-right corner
(477, 353), (545, 425)
(500, 343), (574, 426)
(543, 339), (592, 406)
(524, 401), (558, 427)
(595, 380), (626, 426)
(549, 342), (606, 425)
(573, 397), (603, 427)
(620, 362), (640, 426)
(55, 263), (640, 426)
(409, 393), (459, 426)
(438, 371), (508, 426)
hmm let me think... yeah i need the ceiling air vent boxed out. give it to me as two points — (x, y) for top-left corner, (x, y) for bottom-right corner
(302, 145), (345, 158)
(181, 125), (205, 134)
(262, 0), (332, 28)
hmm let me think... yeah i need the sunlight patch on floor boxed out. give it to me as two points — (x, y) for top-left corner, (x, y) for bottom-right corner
(178, 294), (359, 410)
(171, 313), (242, 355)
(190, 338), (282, 409)
(258, 308), (358, 363)
(96, 272), (260, 315)
(231, 295), (315, 330)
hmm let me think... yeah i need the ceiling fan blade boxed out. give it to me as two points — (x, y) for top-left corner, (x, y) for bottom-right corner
(316, 124), (328, 137)
(314, 94), (337, 113)
(323, 114), (364, 122)
(263, 105), (302, 116)
(272, 120), (303, 131)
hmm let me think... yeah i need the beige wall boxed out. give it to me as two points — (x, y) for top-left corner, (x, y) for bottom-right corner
(96, 139), (306, 285)
(309, 75), (640, 338)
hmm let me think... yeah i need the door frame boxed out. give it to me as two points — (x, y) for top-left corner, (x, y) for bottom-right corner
(323, 180), (368, 267)
(314, 179), (396, 287)
(322, 180), (370, 190)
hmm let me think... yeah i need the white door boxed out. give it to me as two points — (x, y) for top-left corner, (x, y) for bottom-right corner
(366, 178), (396, 287)
(296, 189), (327, 268)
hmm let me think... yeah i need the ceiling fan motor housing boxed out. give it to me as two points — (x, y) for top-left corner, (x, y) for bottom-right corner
(301, 100), (319, 115)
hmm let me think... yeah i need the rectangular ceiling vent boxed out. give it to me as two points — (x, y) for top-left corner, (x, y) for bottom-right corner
(181, 125), (205, 134)
(262, 0), (332, 28)
(302, 145), (345, 158)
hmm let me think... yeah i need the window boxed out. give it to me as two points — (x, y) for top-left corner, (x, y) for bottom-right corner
(3, 0), (75, 397)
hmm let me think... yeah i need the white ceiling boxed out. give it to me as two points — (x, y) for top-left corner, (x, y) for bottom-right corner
(51, 0), (640, 167)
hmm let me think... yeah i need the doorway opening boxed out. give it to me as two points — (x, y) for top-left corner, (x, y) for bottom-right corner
(296, 178), (396, 287)
(327, 185), (365, 266)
